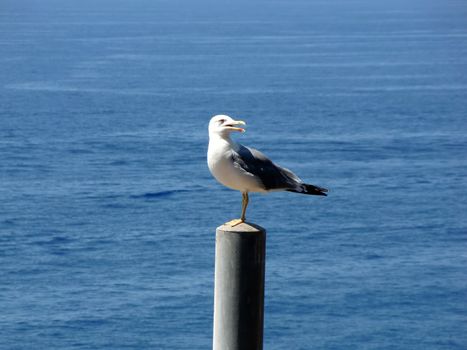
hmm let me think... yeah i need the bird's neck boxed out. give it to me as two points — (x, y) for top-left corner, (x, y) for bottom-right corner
(209, 133), (239, 150)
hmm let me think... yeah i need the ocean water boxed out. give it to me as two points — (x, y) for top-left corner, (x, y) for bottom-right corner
(1, 0), (467, 349)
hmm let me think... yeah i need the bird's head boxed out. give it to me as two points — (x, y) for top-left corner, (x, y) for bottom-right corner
(209, 115), (246, 137)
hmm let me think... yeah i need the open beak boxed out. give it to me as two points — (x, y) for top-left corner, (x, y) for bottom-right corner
(225, 120), (246, 132)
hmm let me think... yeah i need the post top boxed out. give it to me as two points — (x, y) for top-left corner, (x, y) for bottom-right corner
(217, 221), (265, 233)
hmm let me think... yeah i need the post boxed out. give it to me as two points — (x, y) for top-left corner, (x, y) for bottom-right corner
(213, 222), (266, 350)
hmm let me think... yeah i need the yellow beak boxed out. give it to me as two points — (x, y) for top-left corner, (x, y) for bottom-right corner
(228, 120), (246, 132)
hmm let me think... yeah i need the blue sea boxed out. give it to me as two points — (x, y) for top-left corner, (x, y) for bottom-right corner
(1, 0), (466, 349)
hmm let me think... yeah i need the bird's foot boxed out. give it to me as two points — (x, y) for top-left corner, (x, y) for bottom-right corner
(224, 218), (244, 227)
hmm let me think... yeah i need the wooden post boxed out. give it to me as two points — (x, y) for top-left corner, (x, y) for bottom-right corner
(213, 222), (266, 350)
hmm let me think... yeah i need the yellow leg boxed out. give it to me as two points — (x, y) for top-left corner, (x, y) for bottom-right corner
(240, 192), (249, 222)
(225, 192), (249, 227)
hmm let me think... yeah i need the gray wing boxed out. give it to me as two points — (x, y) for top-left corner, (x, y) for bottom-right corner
(231, 144), (302, 191)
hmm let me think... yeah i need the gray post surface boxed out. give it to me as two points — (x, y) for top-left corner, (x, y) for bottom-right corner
(213, 222), (266, 350)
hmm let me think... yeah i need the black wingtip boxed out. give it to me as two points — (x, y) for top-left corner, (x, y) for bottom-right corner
(289, 183), (329, 196)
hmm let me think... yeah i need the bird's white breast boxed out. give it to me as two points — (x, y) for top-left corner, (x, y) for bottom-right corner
(207, 137), (264, 192)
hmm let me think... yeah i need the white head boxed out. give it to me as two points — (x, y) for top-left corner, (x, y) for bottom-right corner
(208, 115), (246, 137)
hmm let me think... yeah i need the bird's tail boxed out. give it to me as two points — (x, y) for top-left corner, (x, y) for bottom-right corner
(287, 183), (328, 196)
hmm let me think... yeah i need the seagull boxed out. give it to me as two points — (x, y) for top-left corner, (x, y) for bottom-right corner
(207, 114), (328, 226)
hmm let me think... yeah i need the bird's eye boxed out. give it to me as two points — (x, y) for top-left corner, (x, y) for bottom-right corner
(218, 119), (225, 124)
